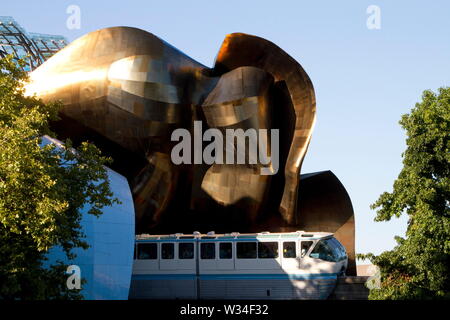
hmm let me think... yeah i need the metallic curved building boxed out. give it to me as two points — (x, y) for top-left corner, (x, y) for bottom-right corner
(27, 27), (356, 276)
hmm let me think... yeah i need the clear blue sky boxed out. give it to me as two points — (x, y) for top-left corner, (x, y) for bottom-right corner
(3, 0), (449, 259)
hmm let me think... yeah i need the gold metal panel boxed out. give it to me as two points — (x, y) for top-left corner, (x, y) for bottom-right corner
(214, 33), (316, 225)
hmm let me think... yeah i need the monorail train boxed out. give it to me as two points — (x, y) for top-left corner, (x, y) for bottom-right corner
(129, 231), (348, 300)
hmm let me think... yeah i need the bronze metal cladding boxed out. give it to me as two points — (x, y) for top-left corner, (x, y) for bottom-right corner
(282, 171), (356, 276)
(25, 27), (356, 275)
(213, 33), (317, 226)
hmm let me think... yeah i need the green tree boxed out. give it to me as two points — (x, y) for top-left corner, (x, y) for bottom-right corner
(359, 87), (450, 299)
(0, 56), (118, 299)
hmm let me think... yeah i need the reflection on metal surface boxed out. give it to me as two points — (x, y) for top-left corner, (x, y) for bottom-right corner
(26, 27), (356, 275)
(213, 33), (317, 225)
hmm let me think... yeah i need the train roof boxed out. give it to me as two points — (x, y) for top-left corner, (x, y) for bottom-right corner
(135, 231), (334, 241)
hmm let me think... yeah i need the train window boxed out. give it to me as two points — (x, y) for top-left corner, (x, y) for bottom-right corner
(219, 243), (232, 259)
(309, 239), (337, 262)
(179, 243), (194, 259)
(237, 242), (257, 259)
(138, 243), (157, 259)
(201, 243), (215, 259)
(258, 242), (279, 259)
(328, 238), (347, 261)
(283, 242), (296, 258)
(161, 243), (174, 259)
(301, 241), (313, 258)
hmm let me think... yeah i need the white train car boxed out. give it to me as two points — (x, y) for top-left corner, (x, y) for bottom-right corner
(129, 231), (348, 300)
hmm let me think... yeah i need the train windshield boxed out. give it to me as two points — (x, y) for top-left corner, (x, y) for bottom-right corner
(309, 237), (347, 262)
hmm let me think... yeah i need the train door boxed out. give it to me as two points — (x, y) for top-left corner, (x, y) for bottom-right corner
(298, 240), (314, 269)
(199, 241), (217, 271)
(216, 242), (234, 270)
(159, 242), (177, 270)
(177, 241), (196, 271)
(280, 241), (299, 270)
(254, 241), (281, 270)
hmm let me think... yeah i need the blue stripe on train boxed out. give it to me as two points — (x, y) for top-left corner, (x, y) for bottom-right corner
(132, 273), (338, 281)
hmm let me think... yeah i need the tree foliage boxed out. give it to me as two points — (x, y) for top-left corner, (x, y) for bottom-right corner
(0, 56), (118, 299)
(361, 87), (450, 299)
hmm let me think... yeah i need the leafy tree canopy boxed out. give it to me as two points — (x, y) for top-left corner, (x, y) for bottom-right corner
(359, 87), (450, 299)
(0, 56), (118, 299)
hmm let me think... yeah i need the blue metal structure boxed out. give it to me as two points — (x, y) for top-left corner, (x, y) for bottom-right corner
(41, 136), (135, 300)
